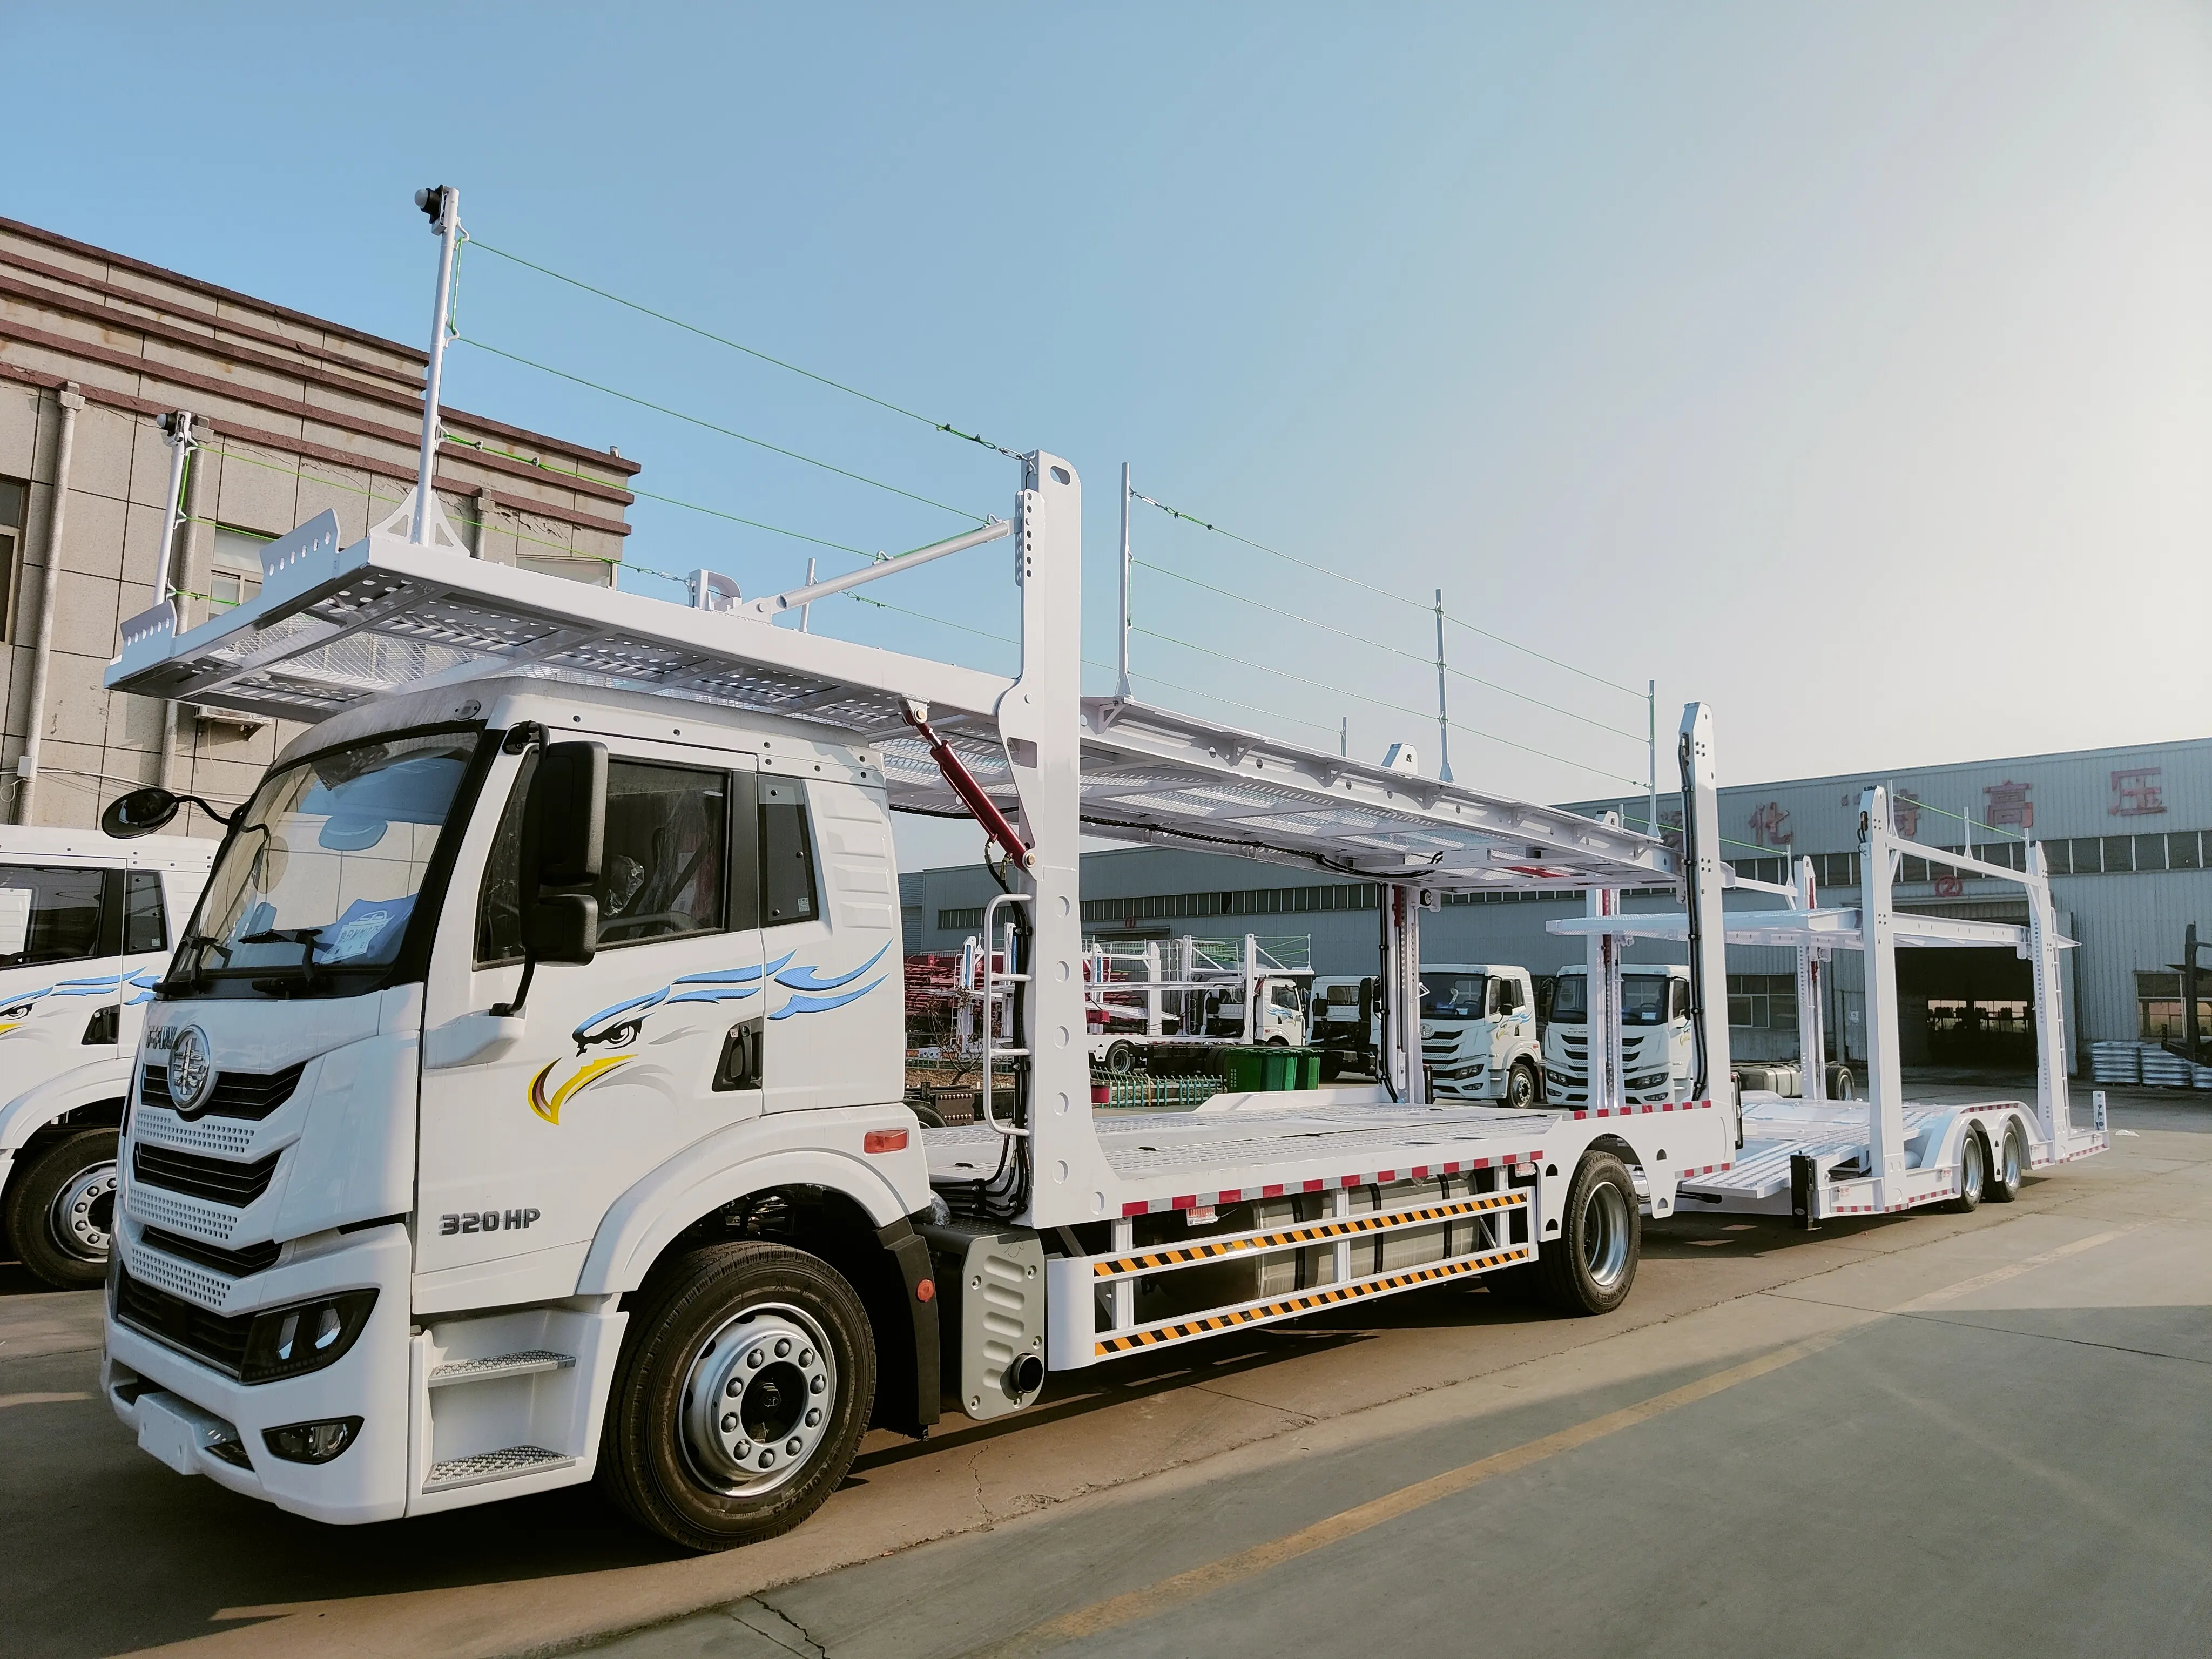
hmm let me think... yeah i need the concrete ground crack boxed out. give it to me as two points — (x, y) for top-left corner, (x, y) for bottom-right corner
(731, 1594), (827, 1658)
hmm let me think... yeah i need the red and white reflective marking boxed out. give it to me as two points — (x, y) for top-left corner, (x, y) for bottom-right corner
(1118, 1150), (1542, 1218)
(1673, 1162), (1734, 1179)
(1566, 1098), (1715, 1121)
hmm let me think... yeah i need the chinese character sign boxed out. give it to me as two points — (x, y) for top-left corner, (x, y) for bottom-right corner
(1893, 791), (1921, 839)
(2110, 767), (2165, 818)
(1747, 801), (1792, 848)
(1984, 781), (2034, 832)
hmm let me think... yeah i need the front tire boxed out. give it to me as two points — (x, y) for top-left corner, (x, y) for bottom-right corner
(1103, 1041), (1136, 1075)
(5, 1129), (119, 1290)
(1505, 1060), (1540, 1110)
(1946, 1131), (1988, 1212)
(598, 1242), (875, 1552)
(1534, 1152), (1640, 1314)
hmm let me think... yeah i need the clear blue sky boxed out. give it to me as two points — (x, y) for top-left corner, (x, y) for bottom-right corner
(9, 3), (2209, 868)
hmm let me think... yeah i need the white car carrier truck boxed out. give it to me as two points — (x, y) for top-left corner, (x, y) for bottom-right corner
(96, 445), (1737, 1549)
(1418, 963), (1541, 1105)
(1541, 962), (1693, 1108)
(0, 828), (214, 1286)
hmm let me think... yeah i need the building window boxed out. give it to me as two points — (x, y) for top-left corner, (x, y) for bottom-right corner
(939, 906), (984, 930)
(2068, 838), (2102, 874)
(2172, 833), (2203, 871)
(2103, 835), (2135, 874)
(208, 525), (272, 610)
(0, 476), (25, 642)
(1726, 974), (1797, 1031)
(2136, 833), (2169, 873)
(2136, 970), (2212, 1042)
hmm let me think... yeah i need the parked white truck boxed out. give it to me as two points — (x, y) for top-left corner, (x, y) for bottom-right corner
(1420, 965), (1541, 1105)
(0, 827), (214, 1286)
(1541, 963), (1694, 1108)
(1084, 933), (1310, 1071)
(96, 422), (1731, 1549)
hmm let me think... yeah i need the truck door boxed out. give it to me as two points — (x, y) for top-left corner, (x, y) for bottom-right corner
(1496, 973), (1534, 1064)
(1668, 975), (1696, 1101)
(0, 862), (124, 1079)
(417, 744), (764, 1280)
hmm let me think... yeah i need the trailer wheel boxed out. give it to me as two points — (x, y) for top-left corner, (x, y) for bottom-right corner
(5, 1129), (119, 1291)
(1319, 1051), (1343, 1082)
(1534, 1151), (1640, 1314)
(1103, 1041), (1136, 1075)
(1505, 1061), (1540, 1110)
(1945, 1131), (1988, 1213)
(1985, 1122), (2024, 1203)
(598, 1242), (875, 1552)
(1825, 1064), (1855, 1101)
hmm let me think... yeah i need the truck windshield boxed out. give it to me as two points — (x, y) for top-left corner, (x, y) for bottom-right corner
(171, 730), (480, 995)
(1547, 974), (1669, 1026)
(1420, 973), (1487, 1019)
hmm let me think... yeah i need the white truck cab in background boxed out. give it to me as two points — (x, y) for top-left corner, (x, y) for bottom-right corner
(0, 828), (215, 1286)
(1420, 965), (1541, 1105)
(1541, 963), (1694, 1107)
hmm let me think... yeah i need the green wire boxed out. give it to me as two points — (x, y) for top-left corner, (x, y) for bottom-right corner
(464, 238), (1021, 458)
(452, 335), (989, 523)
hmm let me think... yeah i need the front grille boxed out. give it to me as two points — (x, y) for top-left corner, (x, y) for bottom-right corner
(114, 1267), (253, 1376)
(140, 1062), (305, 1120)
(140, 1226), (281, 1278)
(132, 1143), (280, 1206)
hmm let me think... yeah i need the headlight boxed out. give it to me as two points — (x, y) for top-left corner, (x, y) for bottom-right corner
(240, 1291), (377, 1384)
(262, 1417), (363, 1464)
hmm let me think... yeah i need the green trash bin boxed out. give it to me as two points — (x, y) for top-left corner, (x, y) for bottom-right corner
(1223, 1047), (1324, 1091)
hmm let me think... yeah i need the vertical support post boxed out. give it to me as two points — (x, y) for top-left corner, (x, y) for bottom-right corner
(2184, 922), (2200, 1063)
(1679, 705), (1735, 1140)
(1795, 856), (1827, 1104)
(1381, 885), (1425, 1103)
(1433, 590), (1453, 784)
(15, 383), (83, 825)
(995, 453), (1113, 1229)
(412, 185), (461, 546)
(1144, 941), (1162, 1037)
(153, 411), (197, 794)
(1859, 786), (1908, 1208)
(1647, 679), (1659, 840)
(800, 557), (816, 631)
(1242, 933), (1259, 1046)
(1586, 886), (1623, 1111)
(1110, 1217), (1133, 1332)
(1115, 463), (1133, 699)
(2024, 840), (2071, 1148)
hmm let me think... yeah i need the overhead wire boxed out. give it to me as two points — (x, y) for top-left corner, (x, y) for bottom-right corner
(463, 235), (1024, 460)
(450, 335), (988, 523)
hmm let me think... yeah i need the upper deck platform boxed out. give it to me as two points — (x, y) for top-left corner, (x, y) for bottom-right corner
(109, 502), (1678, 898)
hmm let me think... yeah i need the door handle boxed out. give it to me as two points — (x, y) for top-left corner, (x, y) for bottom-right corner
(713, 1016), (764, 1092)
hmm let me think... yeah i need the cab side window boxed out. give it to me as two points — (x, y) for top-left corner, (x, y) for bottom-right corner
(475, 751), (539, 966)
(1497, 977), (1523, 1015)
(0, 864), (109, 967)
(1670, 980), (1694, 1021)
(760, 779), (817, 927)
(123, 872), (168, 955)
(596, 761), (726, 947)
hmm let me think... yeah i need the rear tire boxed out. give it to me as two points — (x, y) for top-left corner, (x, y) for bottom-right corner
(1534, 1152), (1640, 1314)
(1318, 1052), (1343, 1082)
(1946, 1131), (1988, 1212)
(1826, 1064), (1855, 1101)
(1985, 1122), (2024, 1203)
(5, 1129), (119, 1290)
(1103, 1041), (1135, 1075)
(598, 1242), (875, 1552)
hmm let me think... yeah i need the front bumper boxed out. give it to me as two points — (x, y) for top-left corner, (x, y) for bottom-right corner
(105, 1222), (414, 1524)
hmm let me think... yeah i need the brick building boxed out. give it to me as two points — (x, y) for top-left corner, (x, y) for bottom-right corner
(0, 214), (642, 833)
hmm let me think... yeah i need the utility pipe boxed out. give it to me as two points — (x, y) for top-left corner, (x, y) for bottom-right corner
(1116, 463), (1132, 698)
(412, 185), (461, 545)
(14, 383), (83, 825)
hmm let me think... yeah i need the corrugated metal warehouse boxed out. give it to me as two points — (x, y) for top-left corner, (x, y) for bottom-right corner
(900, 735), (2212, 1075)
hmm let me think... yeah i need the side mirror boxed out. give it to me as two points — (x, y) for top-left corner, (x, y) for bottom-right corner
(523, 892), (598, 966)
(102, 787), (180, 839)
(521, 741), (606, 889)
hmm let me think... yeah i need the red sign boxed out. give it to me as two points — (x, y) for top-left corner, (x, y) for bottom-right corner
(1984, 780), (2034, 832)
(1933, 875), (1964, 898)
(2110, 767), (2165, 818)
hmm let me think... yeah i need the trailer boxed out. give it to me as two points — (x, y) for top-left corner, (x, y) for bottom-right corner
(1084, 933), (1311, 1070)
(1548, 842), (2105, 1223)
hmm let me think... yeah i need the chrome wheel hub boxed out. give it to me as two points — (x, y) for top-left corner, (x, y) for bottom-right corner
(680, 1304), (836, 1498)
(50, 1161), (117, 1262)
(1581, 1179), (1632, 1290)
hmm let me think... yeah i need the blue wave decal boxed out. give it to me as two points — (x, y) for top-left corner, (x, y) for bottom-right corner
(770, 977), (888, 1020)
(665, 983), (760, 1007)
(773, 945), (890, 994)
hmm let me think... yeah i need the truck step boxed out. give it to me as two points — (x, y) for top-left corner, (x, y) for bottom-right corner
(422, 1445), (575, 1491)
(426, 1350), (577, 1387)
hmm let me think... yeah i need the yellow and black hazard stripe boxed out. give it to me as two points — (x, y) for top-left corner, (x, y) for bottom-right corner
(1091, 1191), (1523, 1281)
(1095, 1246), (1532, 1357)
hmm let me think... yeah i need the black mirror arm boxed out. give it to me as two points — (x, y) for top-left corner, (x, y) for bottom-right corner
(491, 954), (537, 1020)
(180, 792), (245, 828)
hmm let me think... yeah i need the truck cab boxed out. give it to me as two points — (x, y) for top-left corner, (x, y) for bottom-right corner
(1419, 964), (1541, 1105)
(1204, 974), (1307, 1044)
(1307, 974), (1375, 1079)
(1541, 963), (1694, 1107)
(0, 828), (214, 1287)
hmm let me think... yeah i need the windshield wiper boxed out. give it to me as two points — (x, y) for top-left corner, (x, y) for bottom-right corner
(236, 927), (329, 991)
